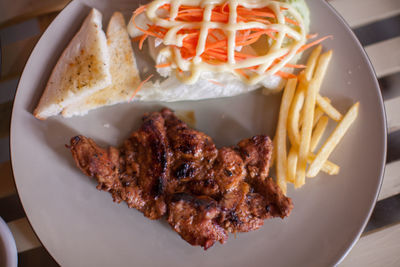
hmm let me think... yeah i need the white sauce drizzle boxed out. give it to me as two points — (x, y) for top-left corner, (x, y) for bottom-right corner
(143, 0), (307, 85)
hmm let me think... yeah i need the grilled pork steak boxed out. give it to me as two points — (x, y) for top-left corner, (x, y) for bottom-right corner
(69, 108), (293, 249)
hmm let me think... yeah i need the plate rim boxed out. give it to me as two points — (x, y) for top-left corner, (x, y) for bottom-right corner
(319, 0), (387, 265)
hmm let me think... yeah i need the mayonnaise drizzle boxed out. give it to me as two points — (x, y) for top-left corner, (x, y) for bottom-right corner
(144, 0), (307, 85)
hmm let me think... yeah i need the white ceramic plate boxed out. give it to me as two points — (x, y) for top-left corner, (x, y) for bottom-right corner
(10, 0), (386, 266)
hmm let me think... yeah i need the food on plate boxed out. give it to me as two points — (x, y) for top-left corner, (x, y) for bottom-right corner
(307, 102), (359, 177)
(128, 0), (331, 102)
(275, 78), (297, 193)
(68, 108), (292, 249)
(34, 10), (141, 119)
(33, 0), (330, 119)
(273, 45), (359, 193)
(62, 12), (141, 117)
(34, 9), (112, 120)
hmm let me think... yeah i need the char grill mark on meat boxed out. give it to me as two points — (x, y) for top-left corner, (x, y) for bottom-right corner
(167, 193), (228, 249)
(213, 147), (246, 193)
(69, 108), (293, 249)
(161, 108), (218, 196)
(125, 112), (169, 219)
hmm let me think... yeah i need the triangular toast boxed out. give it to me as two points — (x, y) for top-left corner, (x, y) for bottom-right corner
(62, 12), (141, 118)
(34, 8), (111, 120)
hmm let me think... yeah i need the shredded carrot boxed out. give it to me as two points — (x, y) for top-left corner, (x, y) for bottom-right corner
(208, 79), (224, 86)
(132, 36), (142, 41)
(129, 74), (153, 102)
(155, 62), (172, 68)
(131, 3), (331, 82)
(297, 35), (333, 53)
(285, 64), (306, 69)
(285, 17), (299, 26)
(235, 69), (249, 79)
(132, 5), (164, 39)
(220, 2), (229, 14)
(307, 33), (318, 39)
(139, 34), (148, 50)
(276, 71), (296, 79)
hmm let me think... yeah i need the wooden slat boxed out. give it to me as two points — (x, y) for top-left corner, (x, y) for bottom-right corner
(0, 0), (69, 28)
(365, 37), (400, 78)
(0, 78), (19, 103)
(0, 13), (58, 80)
(385, 97), (400, 133)
(1, 35), (40, 80)
(0, 101), (12, 138)
(37, 12), (59, 33)
(329, 0), (400, 28)
(378, 161), (400, 201)
(341, 222), (400, 266)
(7, 218), (41, 253)
(0, 161), (16, 198)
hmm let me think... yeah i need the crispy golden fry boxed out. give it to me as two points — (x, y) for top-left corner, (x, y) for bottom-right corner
(310, 97), (329, 127)
(300, 98), (328, 127)
(310, 115), (329, 152)
(305, 45), (322, 81)
(307, 102), (359, 177)
(270, 136), (276, 168)
(295, 79), (317, 188)
(276, 78), (297, 194)
(295, 50), (332, 187)
(313, 50), (333, 88)
(316, 94), (343, 121)
(287, 146), (298, 183)
(287, 85), (305, 148)
(312, 106), (325, 128)
(307, 153), (340, 175)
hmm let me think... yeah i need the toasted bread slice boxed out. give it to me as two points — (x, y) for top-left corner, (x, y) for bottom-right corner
(34, 8), (111, 120)
(62, 12), (141, 118)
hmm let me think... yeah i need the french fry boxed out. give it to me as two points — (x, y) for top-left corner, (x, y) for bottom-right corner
(316, 94), (343, 121)
(312, 106), (325, 128)
(295, 79), (317, 188)
(287, 146), (298, 183)
(287, 85), (305, 148)
(305, 45), (322, 81)
(270, 136), (276, 167)
(276, 78), (297, 194)
(295, 50), (332, 187)
(300, 99), (327, 128)
(307, 102), (359, 177)
(310, 115), (329, 152)
(301, 96), (330, 127)
(311, 97), (329, 128)
(307, 153), (340, 175)
(313, 50), (332, 88)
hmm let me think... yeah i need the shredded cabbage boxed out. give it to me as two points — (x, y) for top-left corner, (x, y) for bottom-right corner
(280, 0), (310, 32)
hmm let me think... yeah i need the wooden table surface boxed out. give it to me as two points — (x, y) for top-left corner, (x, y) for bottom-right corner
(0, 0), (400, 266)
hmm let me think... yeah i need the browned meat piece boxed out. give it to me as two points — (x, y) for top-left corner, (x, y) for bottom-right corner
(122, 111), (169, 219)
(237, 135), (273, 181)
(69, 111), (169, 219)
(219, 182), (268, 233)
(236, 136), (293, 218)
(69, 108), (293, 249)
(214, 147), (246, 193)
(70, 135), (122, 191)
(253, 178), (294, 218)
(167, 193), (228, 249)
(161, 108), (218, 196)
